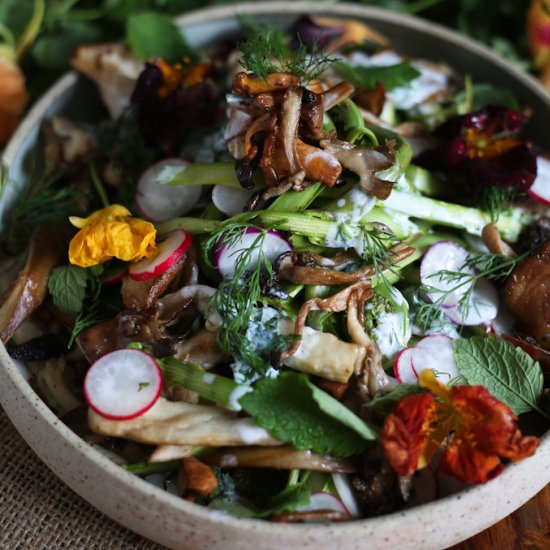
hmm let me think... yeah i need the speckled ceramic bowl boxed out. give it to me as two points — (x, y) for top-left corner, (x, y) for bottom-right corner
(1, 3), (549, 549)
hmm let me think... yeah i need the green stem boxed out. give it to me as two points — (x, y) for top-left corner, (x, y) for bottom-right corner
(160, 358), (249, 411)
(156, 217), (221, 236)
(122, 460), (180, 476)
(15, 0), (45, 63)
(89, 162), (109, 208)
(165, 162), (262, 189)
(267, 182), (324, 213)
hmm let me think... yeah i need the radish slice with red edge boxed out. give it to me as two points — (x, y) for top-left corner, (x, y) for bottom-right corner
(212, 185), (259, 217)
(331, 474), (361, 518)
(443, 278), (498, 326)
(420, 241), (473, 308)
(84, 349), (162, 420)
(215, 227), (292, 278)
(394, 347), (418, 384)
(296, 492), (351, 516)
(410, 334), (459, 383)
(528, 157), (550, 205)
(136, 158), (202, 222)
(129, 229), (192, 281)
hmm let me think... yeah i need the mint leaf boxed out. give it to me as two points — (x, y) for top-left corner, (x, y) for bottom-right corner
(337, 62), (420, 92)
(239, 372), (376, 457)
(453, 337), (545, 416)
(48, 265), (89, 315)
(126, 12), (188, 62)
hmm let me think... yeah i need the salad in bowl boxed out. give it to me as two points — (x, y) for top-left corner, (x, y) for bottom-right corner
(1, 5), (549, 533)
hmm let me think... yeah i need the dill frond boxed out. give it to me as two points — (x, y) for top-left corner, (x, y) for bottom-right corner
(203, 222), (293, 378)
(2, 168), (81, 249)
(422, 250), (527, 322)
(477, 185), (516, 223)
(238, 25), (339, 82)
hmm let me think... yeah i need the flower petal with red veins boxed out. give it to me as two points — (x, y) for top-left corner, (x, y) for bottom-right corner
(380, 393), (436, 476)
(440, 437), (504, 484)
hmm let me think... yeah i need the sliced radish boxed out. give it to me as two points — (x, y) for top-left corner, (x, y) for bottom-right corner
(411, 334), (458, 383)
(443, 278), (498, 326)
(296, 492), (350, 516)
(332, 474), (361, 518)
(136, 159), (202, 222)
(420, 241), (473, 308)
(128, 229), (192, 281)
(83, 349), (162, 420)
(212, 185), (258, 216)
(527, 157), (550, 205)
(215, 228), (292, 278)
(394, 347), (418, 384)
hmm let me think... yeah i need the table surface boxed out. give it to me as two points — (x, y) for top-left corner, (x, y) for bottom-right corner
(1, 406), (548, 550)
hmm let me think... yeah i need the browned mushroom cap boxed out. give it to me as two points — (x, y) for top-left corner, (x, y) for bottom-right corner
(276, 243), (414, 286)
(482, 223), (517, 257)
(320, 139), (396, 199)
(178, 456), (218, 501)
(505, 240), (550, 349)
(504, 335), (550, 373)
(0, 225), (72, 342)
(201, 445), (359, 473)
(121, 254), (187, 311)
(321, 81), (355, 111)
(233, 72), (301, 96)
(295, 139), (342, 187)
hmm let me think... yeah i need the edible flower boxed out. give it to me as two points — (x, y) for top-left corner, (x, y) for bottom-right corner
(380, 370), (539, 484)
(527, 0), (550, 90)
(131, 58), (218, 155)
(415, 105), (538, 190)
(68, 205), (157, 268)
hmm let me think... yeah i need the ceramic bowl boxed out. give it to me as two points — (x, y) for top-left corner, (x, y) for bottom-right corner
(1, 3), (549, 549)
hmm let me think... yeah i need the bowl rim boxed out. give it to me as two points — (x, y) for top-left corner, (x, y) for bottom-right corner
(1, 2), (549, 547)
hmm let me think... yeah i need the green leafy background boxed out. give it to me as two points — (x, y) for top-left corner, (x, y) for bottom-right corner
(0, 0), (535, 105)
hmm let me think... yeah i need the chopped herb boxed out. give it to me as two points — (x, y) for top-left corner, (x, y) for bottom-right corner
(137, 381), (150, 391)
(238, 24), (338, 82)
(1, 168), (80, 249)
(202, 222), (295, 381)
(476, 185), (517, 223)
(422, 250), (528, 322)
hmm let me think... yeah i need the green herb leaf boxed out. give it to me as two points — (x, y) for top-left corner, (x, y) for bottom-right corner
(48, 265), (89, 315)
(337, 62), (420, 92)
(365, 383), (424, 419)
(453, 337), (546, 417)
(238, 24), (338, 82)
(210, 480), (310, 519)
(239, 371), (377, 457)
(454, 83), (519, 112)
(126, 11), (188, 62)
(32, 20), (103, 71)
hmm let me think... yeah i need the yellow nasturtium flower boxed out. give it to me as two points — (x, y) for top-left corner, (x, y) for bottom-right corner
(68, 205), (157, 268)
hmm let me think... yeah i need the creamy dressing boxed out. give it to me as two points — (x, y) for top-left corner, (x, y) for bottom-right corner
(234, 418), (273, 444)
(227, 385), (253, 412)
(349, 50), (450, 110)
(372, 311), (411, 358)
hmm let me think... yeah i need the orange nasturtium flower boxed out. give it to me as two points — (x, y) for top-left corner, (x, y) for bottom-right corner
(68, 205), (157, 268)
(380, 370), (539, 484)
